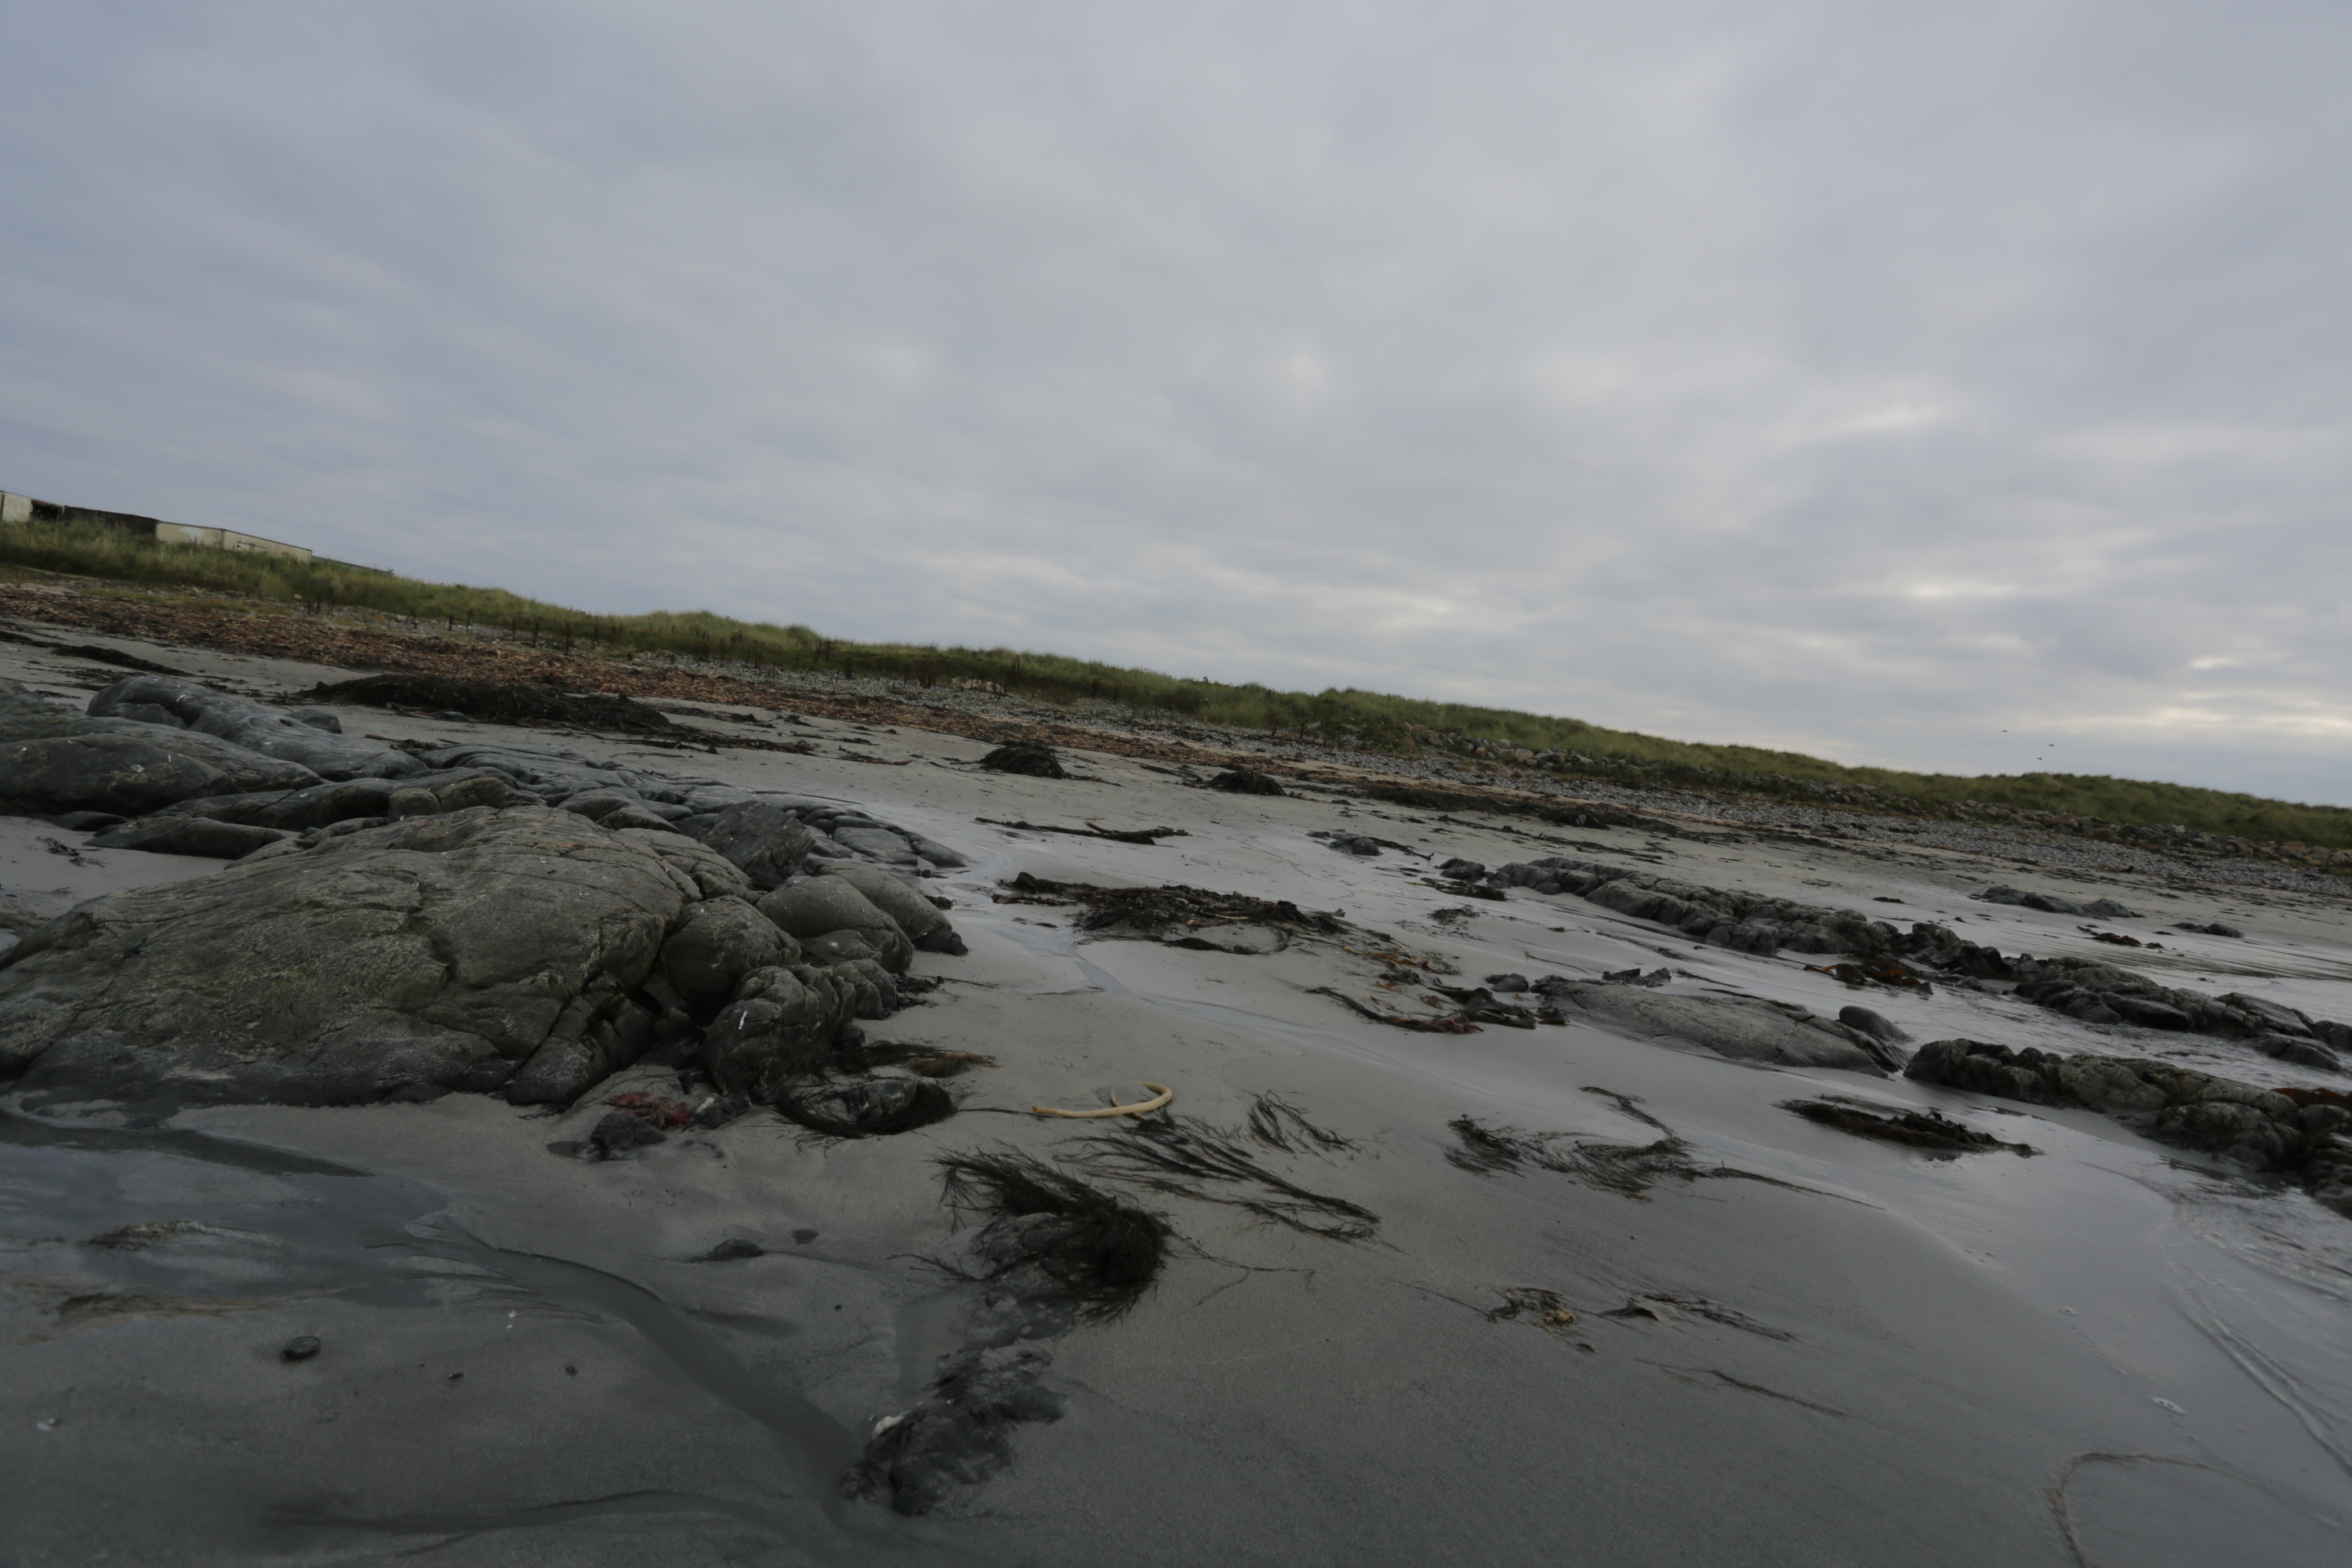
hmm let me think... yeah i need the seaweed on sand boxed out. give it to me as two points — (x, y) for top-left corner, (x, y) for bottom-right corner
(1782, 1098), (2036, 1156)
(997, 873), (1351, 948)
(775, 1078), (955, 1138)
(1063, 1111), (1379, 1241)
(1446, 1088), (1802, 1200)
(1245, 1093), (1359, 1156)
(934, 1150), (1174, 1320)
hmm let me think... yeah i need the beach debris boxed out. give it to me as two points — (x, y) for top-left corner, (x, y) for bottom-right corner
(1204, 768), (1285, 795)
(978, 742), (1064, 778)
(1781, 1098), (2035, 1156)
(1484, 1287), (1581, 1335)
(1031, 1083), (1174, 1119)
(1601, 1293), (1795, 1340)
(1313, 987), (1483, 1033)
(606, 1090), (696, 1130)
(2173, 920), (2244, 938)
(2082, 927), (2146, 947)
(978, 817), (1187, 844)
(1064, 1111), (1379, 1241)
(1602, 968), (1672, 987)
(860, 1045), (998, 1078)
(279, 1335), (323, 1362)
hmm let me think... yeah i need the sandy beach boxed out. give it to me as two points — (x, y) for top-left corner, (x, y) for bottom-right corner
(4, 618), (2349, 1567)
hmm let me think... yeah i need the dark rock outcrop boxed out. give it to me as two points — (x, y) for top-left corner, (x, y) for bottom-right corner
(685, 799), (815, 889)
(1, 679), (323, 817)
(660, 896), (801, 1012)
(1490, 857), (1900, 958)
(0, 806), (693, 1116)
(1906, 1040), (2351, 1215)
(1973, 884), (2139, 919)
(1534, 977), (1895, 1073)
(86, 675), (424, 781)
(755, 878), (915, 974)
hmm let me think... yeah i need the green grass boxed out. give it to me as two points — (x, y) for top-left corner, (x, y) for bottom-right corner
(7, 517), (2350, 850)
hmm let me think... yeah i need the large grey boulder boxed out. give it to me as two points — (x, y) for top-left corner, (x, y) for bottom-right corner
(1, 679), (323, 816)
(661, 897), (800, 1012)
(755, 877), (914, 973)
(0, 806), (693, 1116)
(1538, 979), (1892, 1073)
(87, 675), (424, 781)
(816, 862), (953, 942)
(689, 799), (816, 889)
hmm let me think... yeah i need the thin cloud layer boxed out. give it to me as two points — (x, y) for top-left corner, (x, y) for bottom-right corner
(2, 1), (2345, 800)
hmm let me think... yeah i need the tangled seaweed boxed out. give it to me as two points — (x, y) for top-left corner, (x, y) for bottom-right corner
(1782, 1098), (2035, 1156)
(934, 1149), (1173, 1320)
(1246, 1092), (1360, 1156)
(1064, 1107), (1379, 1242)
(1000, 872), (1350, 949)
(1446, 1089), (1717, 1198)
(775, 1078), (956, 1138)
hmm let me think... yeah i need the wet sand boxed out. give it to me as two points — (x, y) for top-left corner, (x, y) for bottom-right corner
(2, 625), (2349, 1566)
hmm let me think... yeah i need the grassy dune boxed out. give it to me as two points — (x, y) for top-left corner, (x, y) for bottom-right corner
(5, 518), (2348, 850)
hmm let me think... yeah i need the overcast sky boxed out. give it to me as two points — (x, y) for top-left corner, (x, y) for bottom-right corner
(2, 2), (2346, 803)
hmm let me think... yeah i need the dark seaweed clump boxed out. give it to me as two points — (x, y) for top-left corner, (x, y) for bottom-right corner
(935, 1150), (1172, 1320)
(776, 1078), (956, 1138)
(1781, 1098), (2035, 1156)
(1065, 1111), (1379, 1242)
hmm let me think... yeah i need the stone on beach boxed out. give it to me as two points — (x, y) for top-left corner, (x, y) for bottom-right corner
(86, 675), (425, 781)
(0, 806), (692, 1116)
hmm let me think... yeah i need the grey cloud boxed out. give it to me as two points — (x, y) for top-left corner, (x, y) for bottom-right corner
(1, 1), (2346, 800)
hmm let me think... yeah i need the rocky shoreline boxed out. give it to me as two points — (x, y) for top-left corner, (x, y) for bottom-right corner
(6, 603), (2352, 1564)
